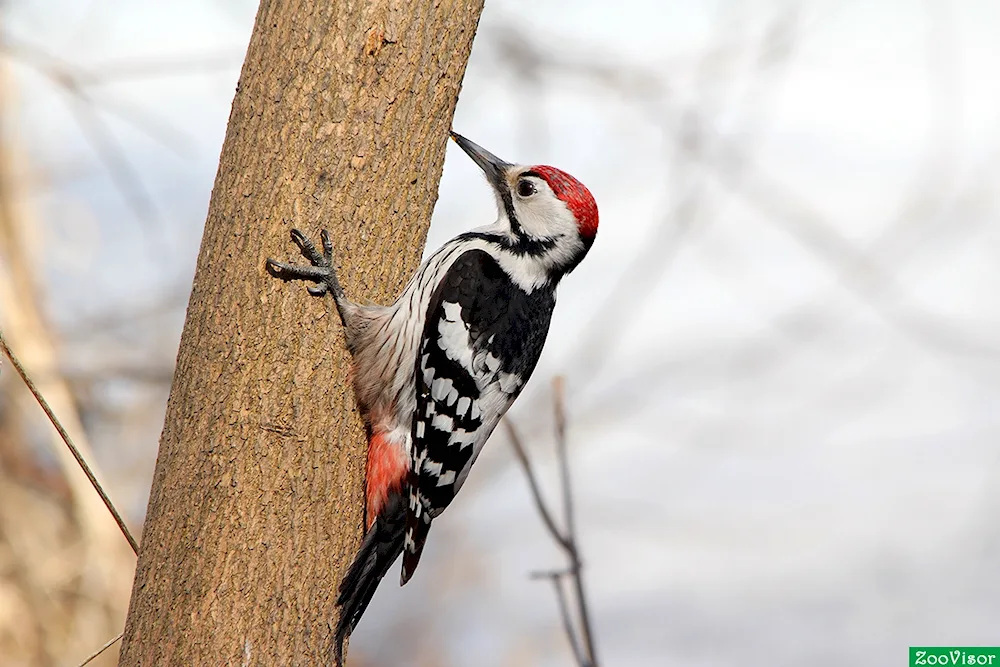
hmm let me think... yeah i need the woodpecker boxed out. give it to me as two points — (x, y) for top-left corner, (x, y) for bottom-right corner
(266, 132), (598, 666)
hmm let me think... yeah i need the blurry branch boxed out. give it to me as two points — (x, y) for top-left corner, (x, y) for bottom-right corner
(67, 284), (190, 339)
(0, 31), (237, 241)
(491, 7), (801, 394)
(0, 331), (139, 555)
(488, 7), (1000, 433)
(68, 94), (163, 235)
(535, 570), (586, 667)
(870, 0), (960, 255)
(711, 166), (1000, 360)
(505, 377), (599, 667)
(551, 376), (598, 665)
(70, 90), (194, 159)
(81, 51), (243, 85)
(678, 117), (1000, 363)
(1, 53), (135, 549)
(63, 360), (175, 385)
(0, 33), (240, 86)
(2, 54), (136, 664)
(1, 34), (164, 235)
(1, 33), (196, 153)
(0, 412), (72, 502)
(570, 160), (1000, 427)
(569, 273), (996, 438)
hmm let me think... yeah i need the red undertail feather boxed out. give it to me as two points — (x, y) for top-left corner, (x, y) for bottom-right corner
(365, 429), (408, 529)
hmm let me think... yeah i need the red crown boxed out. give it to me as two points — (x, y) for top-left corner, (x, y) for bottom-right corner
(532, 165), (598, 241)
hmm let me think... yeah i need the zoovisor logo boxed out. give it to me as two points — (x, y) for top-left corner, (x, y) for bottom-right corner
(911, 648), (1000, 666)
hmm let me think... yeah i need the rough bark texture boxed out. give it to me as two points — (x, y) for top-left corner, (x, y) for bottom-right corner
(119, 1), (484, 664)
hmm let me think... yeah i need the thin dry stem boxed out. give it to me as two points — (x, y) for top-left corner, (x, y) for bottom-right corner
(552, 379), (599, 666)
(544, 571), (586, 667)
(504, 419), (569, 550)
(0, 330), (139, 555)
(76, 631), (123, 667)
(505, 376), (599, 667)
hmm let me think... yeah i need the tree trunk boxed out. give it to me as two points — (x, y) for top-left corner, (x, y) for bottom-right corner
(119, 1), (484, 664)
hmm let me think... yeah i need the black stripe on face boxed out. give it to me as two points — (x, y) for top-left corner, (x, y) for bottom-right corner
(456, 231), (558, 258)
(498, 172), (564, 256)
(498, 186), (523, 237)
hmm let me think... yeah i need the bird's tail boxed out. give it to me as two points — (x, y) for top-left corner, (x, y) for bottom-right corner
(334, 489), (405, 667)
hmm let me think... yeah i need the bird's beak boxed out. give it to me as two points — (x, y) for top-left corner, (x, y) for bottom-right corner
(450, 131), (511, 192)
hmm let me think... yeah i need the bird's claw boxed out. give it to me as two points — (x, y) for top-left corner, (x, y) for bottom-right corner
(266, 228), (344, 299)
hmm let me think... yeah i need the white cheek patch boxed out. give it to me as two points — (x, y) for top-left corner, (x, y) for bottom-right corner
(514, 191), (578, 237)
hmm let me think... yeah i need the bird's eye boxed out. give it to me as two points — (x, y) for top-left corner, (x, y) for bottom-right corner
(517, 179), (536, 198)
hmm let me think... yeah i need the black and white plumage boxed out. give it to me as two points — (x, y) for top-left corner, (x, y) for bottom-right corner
(266, 131), (598, 666)
(404, 247), (555, 581)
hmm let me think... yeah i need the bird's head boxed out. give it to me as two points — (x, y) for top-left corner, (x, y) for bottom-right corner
(450, 131), (598, 275)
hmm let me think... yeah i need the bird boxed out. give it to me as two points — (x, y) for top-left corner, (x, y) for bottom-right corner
(266, 131), (598, 665)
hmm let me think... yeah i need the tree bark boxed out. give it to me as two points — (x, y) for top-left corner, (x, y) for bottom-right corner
(119, 1), (484, 664)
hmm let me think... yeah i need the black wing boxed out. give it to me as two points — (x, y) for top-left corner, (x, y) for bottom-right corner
(400, 249), (555, 583)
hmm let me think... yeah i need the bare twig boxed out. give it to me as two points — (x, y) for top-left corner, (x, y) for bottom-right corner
(68, 93), (164, 235)
(552, 379), (599, 666)
(1, 32), (203, 245)
(538, 571), (586, 667)
(504, 419), (569, 549)
(505, 377), (599, 667)
(76, 631), (124, 667)
(553, 377), (573, 539)
(0, 330), (139, 555)
(1, 35), (191, 153)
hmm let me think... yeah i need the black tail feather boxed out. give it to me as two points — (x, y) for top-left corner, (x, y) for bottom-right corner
(334, 491), (405, 667)
(400, 510), (432, 586)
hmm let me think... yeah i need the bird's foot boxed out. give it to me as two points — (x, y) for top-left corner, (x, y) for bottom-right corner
(266, 228), (344, 299)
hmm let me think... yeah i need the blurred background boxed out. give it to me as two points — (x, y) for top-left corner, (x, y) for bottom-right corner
(2, 0), (1000, 665)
